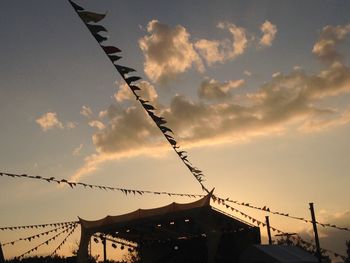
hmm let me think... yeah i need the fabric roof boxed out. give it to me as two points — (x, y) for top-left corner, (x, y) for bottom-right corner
(79, 189), (213, 230)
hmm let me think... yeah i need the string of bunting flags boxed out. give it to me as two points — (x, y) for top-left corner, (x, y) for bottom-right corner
(67, 0), (209, 193)
(0, 171), (203, 198)
(1, 171), (349, 232)
(211, 194), (350, 232)
(51, 224), (79, 256)
(214, 202), (347, 260)
(0, 218), (78, 231)
(15, 223), (77, 259)
(2, 224), (76, 247)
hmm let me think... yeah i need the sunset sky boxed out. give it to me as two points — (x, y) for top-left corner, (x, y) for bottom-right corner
(1, 0), (350, 260)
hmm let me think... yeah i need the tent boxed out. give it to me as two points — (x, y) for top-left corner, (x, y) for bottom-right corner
(77, 191), (261, 263)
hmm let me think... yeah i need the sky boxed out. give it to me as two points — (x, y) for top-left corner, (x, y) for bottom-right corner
(1, 0), (350, 261)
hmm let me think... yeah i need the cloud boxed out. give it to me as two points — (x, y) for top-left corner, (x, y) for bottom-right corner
(259, 20), (277, 47)
(92, 104), (162, 154)
(36, 112), (64, 131)
(73, 58), (350, 180)
(73, 144), (84, 156)
(298, 210), (350, 258)
(272, 72), (281, 78)
(312, 24), (350, 63)
(244, 70), (252, 77)
(139, 20), (204, 83)
(299, 107), (350, 133)
(88, 120), (105, 130)
(66, 122), (77, 129)
(114, 80), (158, 104)
(195, 22), (248, 65)
(198, 78), (245, 100)
(71, 23), (350, 181)
(139, 20), (276, 78)
(80, 105), (93, 118)
(94, 55), (350, 156)
(194, 39), (226, 65)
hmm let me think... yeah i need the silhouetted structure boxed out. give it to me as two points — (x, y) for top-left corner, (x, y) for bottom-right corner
(77, 191), (260, 263)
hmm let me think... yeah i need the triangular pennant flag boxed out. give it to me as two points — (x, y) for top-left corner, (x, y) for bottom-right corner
(115, 65), (136, 75)
(129, 85), (140, 92)
(160, 126), (173, 134)
(69, 0), (84, 11)
(93, 32), (108, 43)
(87, 24), (107, 34)
(78, 11), (106, 23)
(149, 112), (167, 125)
(142, 103), (155, 111)
(124, 76), (141, 85)
(102, 45), (121, 54)
(108, 55), (122, 63)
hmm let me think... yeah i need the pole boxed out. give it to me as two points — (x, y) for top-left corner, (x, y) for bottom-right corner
(103, 236), (107, 263)
(309, 203), (322, 263)
(265, 216), (272, 245)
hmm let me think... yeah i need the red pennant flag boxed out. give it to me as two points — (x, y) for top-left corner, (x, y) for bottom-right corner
(102, 45), (121, 54)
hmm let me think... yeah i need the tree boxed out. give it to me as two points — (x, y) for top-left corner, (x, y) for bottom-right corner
(345, 240), (350, 263)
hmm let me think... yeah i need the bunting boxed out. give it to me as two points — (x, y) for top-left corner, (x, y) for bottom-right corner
(15, 223), (77, 259)
(0, 219), (78, 231)
(51, 224), (78, 256)
(214, 199), (347, 260)
(2, 171), (349, 233)
(0, 171), (203, 199)
(67, 0), (209, 192)
(212, 194), (350, 232)
(2, 224), (76, 247)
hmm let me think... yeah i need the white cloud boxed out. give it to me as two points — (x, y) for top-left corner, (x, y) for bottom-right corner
(259, 20), (277, 47)
(194, 39), (226, 65)
(36, 112), (64, 131)
(312, 24), (350, 63)
(88, 120), (106, 130)
(71, 23), (350, 181)
(99, 110), (108, 119)
(139, 20), (204, 83)
(80, 105), (93, 118)
(195, 22), (248, 65)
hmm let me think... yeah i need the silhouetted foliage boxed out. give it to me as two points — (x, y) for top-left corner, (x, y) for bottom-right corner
(275, 236), (331, 263)
(345, 240), (350, 263)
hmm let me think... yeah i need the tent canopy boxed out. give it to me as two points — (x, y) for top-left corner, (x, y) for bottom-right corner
(77, 190), (261, 263)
